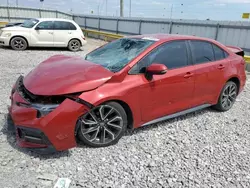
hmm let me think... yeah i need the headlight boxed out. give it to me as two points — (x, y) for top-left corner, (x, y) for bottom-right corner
(32, 103), (59, 117)
(2, 32), (11, 37)
(0, 30), (2, 36)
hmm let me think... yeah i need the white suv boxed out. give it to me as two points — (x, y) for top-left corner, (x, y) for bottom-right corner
(0, 18), (87, 51)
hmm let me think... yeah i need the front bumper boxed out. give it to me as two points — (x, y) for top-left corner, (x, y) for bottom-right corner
(0, 36), (10, 46)
(9, 77), (89, 152)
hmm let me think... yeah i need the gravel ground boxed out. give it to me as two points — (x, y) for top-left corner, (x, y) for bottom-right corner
(0, 39), (250, 188)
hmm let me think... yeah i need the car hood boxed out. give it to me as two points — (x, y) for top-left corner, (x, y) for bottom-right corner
(23, 55), (114, 95)
(2, 26), (30, 31)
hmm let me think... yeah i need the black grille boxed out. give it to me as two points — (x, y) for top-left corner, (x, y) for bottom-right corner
(16, 76), (38, 103)
(17, 126), (51, 145)
(16, 76), (66, 104)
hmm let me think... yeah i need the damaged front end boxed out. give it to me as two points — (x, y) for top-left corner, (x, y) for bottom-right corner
(15, 75), (83, 117)
(9, 75), (92, 152)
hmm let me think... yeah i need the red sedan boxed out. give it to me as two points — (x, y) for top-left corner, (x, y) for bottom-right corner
(9, 34), (246, 152)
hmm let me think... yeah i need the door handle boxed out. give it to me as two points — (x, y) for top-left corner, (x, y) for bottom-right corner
(184, 72), (194, 78)
(218, 64), (225, 70)
(48, 32), (54, 34)
(68, 32), (72, 34)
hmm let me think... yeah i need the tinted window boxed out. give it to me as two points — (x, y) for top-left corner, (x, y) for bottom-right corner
(54, 21), (77, 30)
(213, 44), (226, 61)
(36, 21), (53, 30)
(191, 41), (214, 64)
(224, 51), (229, 58)
(130, 41), (188, 74)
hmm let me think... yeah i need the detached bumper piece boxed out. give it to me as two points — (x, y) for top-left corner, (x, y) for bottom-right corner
(9, 75), (91, 152)
(16, 126), (57, 154)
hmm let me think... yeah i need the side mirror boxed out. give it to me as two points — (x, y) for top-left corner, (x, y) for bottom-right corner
(35, 25), (43, 30)
(146, 63), (168, 75)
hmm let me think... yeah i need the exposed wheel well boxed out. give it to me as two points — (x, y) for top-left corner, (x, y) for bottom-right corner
(228, 77), (240, 94)
(106, 100), (134, 130)
(9, 36), (29, 46)
(68, 38), (82, 46)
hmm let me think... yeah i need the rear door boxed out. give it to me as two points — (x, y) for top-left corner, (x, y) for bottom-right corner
(30, 21), (54, 47)
(53, 21), (76, 47)
(189, 40), (230, 105)
(130, 40), (196, 123)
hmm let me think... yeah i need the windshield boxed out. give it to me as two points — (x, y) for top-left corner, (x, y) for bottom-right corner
(21, 19), (39, 28)
(85, 38), (155, 72)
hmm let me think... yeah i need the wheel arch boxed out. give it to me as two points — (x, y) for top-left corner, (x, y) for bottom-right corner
(102, 99), (134, 130)
(9, 35), (29, 47)
(68, 38), (82, 46)
(215, 75), (241, 104)
(227, 76), (240, 94)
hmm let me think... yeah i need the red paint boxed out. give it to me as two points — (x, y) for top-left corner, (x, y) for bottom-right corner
(146, 64), (168, 74)
(24, 55), (113, 95)
(9, 34), (247, 151)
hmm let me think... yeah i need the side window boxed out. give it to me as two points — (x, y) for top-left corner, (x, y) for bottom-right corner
(130, 41), (188, 74)
(190, 41), (215, 64)
(69, 22), (77, 30)
(54, 21), (77, 30)
(212, 44), (227, 61)
(36, 21), (54, 30)
(224, 51), (229, 58)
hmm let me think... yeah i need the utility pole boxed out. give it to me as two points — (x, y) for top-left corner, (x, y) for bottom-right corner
(105, 0), (107, 16)
(170, 4), (173, 20)
(120, 0), (123, 17)
(129, 0), (131, 17)
(7, 0), (9, 6)
(16, 0), (18, 7)
(40, 0), (44, 9)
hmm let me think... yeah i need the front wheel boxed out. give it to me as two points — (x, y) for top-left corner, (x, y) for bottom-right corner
(77, 102), (127, 147)
(10, 37), (28, 50)
(213, 81), (238, 112)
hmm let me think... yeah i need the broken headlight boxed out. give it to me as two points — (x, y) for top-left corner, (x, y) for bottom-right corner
(31, 103), (59, 117)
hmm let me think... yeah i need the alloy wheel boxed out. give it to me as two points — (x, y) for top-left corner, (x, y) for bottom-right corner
(221, 83), (237, 109)
(69, 40), (80, 51)
(79, 105), (124, 145)
(11, 37), (27, 50)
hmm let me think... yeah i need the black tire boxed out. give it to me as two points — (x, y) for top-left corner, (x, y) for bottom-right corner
(10, 37), (28, 50)
(213, 81), (238, 112)
(68, 39), (81, 52)
(77, 102), (127, 147)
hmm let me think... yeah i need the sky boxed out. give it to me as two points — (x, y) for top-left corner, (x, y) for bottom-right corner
(1, 0), (250, 21)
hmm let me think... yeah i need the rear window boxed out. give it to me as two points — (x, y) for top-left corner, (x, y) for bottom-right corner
(212, 44), (227, 61)
(190, 41), (215, 64)
(54, 21), (77, 30)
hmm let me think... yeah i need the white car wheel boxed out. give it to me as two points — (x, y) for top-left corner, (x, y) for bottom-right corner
(68, 39), (81, 52)
(10, 37), (28, 51)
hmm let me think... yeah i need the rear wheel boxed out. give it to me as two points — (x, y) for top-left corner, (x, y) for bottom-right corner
(214, 81), (238, 112)
(10, 37), (28, 51)
(77, 102), (127, 147)
(68, 39), (81, 52)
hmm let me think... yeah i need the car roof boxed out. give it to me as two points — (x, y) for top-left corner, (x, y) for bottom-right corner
(127, 33), (215, 42)
(35, 18), (74, 22)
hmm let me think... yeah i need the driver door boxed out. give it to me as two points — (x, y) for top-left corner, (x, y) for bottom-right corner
(30, 21), (54, 47)
(131, 40), (196, 123)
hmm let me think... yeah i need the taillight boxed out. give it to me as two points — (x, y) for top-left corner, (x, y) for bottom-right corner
(82, 36), (86, 40)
